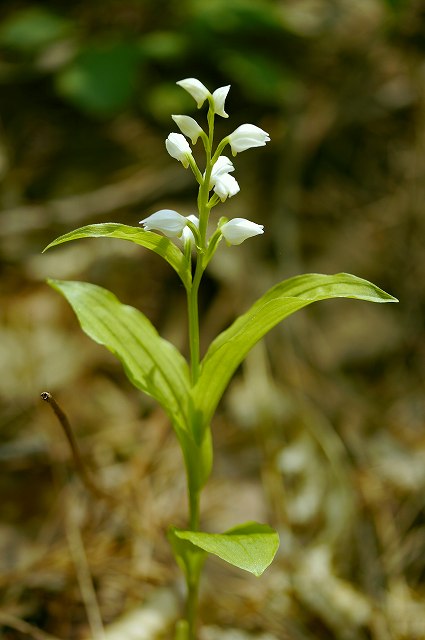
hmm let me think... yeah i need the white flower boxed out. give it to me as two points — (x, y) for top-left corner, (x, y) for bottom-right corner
(139, 209), (188, 238)
(181, 214), (199, 246)
(212, 85), (230, 118)
(221, 218), (264, 245)
(228, 124), (270, 155)
(176, 78), (210, 108)
(172, 115), (203, 144)
(177, 78), (232, 117)
(213, 173), (240, 201)
(210, 155), (235, 186)
(165, 132), (193, 168)
(209, 156), (239, 201)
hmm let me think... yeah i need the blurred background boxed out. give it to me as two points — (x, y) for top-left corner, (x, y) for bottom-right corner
(0, 0), (424, 638)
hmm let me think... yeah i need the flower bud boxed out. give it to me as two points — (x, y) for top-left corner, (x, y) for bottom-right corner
(221, 218), (264, 245)
(165, 132), (193, 168)
(140, 209), (188, 238)
(172, 115), (203, 144)
(212, 85), (230, 118)
(176, 78), (210, 108)
(213, 173), (240, 202)
(228, 124), (270, 155)
(181, 214), (199, 247)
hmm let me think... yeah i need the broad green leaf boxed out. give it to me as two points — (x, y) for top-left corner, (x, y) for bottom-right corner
(172, 522), (279, 577)
(44, 223), (192, 289)
(193, 273), (398, 430)
(48, 279), (190, 430)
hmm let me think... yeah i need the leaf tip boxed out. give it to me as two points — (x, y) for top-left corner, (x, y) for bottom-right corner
(42, 241), (54, 253)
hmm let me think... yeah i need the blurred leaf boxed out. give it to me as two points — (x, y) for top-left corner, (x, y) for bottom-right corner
(221, 50), (298, 104)
(139, 31), (187, 61)
(146, 83), (196, 122)
(47, 279), (191, 431)
(189, 0), (282, 34)
(172, 522), (279, 576)
(192, 273), (398, 430)
(56, 41), (141, 116)
(43, 224), (192, 289)
(381, 0), (406, 9)
(0, 7), (72, 52)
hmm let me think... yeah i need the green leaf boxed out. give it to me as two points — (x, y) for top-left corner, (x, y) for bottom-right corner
(47, 279), (191, 431)
(55, 41), (141, 116)
(193, 273), (398, 429)
(0, 7), (72, 52)
(172, 522), (279, 577)
(44, 223), (192, 289)
(224, 51), (293, 105)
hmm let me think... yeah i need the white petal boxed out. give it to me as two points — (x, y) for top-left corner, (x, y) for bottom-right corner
(228, 124), (270, 154)
(212, 85), (230, 118)
(139, 209), (188, 238)
(213, 174), (240, 201)
(176, 78), (210, 108)
(221, 217), (264, 244)
(165, 132), (193, 168)
(211, 155), (234, 179)
(172, 115), (203, 144)
(209, 156), (235, 188)
(181, 214), (199, 246)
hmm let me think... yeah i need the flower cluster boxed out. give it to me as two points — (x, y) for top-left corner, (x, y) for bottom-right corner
(140, 77), (269, 248)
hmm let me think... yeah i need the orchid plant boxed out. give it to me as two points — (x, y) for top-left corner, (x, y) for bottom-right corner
(44, 77), (397, 639)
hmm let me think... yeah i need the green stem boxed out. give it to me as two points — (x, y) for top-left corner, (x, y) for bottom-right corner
(189, 486), (200, 530)
(186, 577), (200, 640)
(182, 103), (217, 640)
(185, 259), (203, 637)
(186, 488), (201, 639)
(187, 258), (203, 385)
(198, 106), (214, 246)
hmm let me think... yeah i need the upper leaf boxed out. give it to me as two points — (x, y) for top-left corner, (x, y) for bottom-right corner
(48, 279), (191, 431)
(192, 273), (397, 429)
(44, 223), (192, 289)
(172, 522), (279, 577)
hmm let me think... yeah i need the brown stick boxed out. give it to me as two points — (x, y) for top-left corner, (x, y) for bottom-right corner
(41, 391), (112, 502)
(0, 612), (62, 640)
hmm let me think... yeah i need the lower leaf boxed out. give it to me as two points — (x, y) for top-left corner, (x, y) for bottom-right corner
(168, 527), (206, 582)
(173, 522), (280, 577)
(48, 279), (191, 431)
